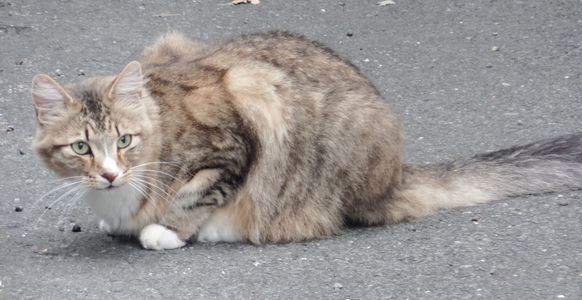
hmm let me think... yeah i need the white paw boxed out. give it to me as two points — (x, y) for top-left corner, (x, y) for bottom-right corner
(139, 224), (186, 250)
(197, 210), (242, 243)
(197, 224), (223, 243)
(98, 220), (112, 233)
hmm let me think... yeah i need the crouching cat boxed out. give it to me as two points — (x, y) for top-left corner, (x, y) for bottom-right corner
(30, 32), (582, 250)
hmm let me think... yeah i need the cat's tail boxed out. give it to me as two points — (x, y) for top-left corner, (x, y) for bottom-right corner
(388, 133), (582, 222)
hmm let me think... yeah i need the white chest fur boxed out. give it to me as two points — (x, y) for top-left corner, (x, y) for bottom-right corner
(85, 184), (142, 234)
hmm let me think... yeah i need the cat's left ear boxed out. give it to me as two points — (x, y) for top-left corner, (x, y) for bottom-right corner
(108, 61), (145, 106)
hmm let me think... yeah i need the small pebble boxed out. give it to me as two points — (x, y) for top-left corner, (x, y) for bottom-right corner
(557, 201), (569, 206)
(6, 126), (14, 132)
(333, 282), (343, 289)
(72, 224), (82, 232)
(346, 32), (353, 37)
(471, 218), (479, 224)
(18, 149), (25, 155)
(14, 206), (23, 212)
(491, 46), (500, 51)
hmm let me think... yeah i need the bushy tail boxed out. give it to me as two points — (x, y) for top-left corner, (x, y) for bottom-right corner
(390, 133), (582, 222)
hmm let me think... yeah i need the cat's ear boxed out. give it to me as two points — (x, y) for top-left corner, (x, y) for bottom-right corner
(108, 61), (145, 106)
(31, 74), (75, 126)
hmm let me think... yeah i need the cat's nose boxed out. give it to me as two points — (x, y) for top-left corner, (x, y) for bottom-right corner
(102, 172), (118, 183)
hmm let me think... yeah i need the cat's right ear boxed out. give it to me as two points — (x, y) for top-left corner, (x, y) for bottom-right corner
(31, 74), (75, 126)
(108, 61), (145, 108)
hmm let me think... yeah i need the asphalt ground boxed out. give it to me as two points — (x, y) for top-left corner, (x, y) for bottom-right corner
(0, 0), (581, 299)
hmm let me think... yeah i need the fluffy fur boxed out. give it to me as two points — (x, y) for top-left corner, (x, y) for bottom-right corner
(31, 32), (582, 250)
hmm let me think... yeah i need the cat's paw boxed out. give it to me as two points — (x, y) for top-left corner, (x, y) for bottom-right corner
(98, 220), (112, 233)
(139, 224), (186, 250)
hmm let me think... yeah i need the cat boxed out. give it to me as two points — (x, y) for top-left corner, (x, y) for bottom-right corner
(30, 31), (582, 250)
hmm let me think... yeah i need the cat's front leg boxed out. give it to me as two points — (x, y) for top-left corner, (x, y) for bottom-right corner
(139, 168), (235, 250)
(98, 219), (124, 236)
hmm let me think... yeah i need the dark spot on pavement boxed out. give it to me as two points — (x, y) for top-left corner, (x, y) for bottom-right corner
(72, 224), (82, 232)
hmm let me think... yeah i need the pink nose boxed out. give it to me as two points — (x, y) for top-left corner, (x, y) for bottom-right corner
(102, 172), (118, 183)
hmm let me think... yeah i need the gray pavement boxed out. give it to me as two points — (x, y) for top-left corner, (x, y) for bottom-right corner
(1, 0), (581, 299)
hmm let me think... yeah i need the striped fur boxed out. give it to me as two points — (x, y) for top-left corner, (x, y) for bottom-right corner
(31, 32), (582, 248)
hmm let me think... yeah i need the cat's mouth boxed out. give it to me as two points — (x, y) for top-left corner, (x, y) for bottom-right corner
(92, 172), (127, 190)
(94, 181), (124, 190)
(93, 185), (117, 190)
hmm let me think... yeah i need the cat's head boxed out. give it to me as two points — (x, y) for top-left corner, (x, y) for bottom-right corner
(31, 61), (161, 190)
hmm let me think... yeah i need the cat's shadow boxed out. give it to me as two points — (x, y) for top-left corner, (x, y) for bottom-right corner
(35, 223), (397, 259)
(37, 232), (143, 259)
(46, 231), (250, 259)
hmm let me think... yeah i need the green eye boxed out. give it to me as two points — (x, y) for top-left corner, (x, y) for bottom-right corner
(117, 135), (132, 149)
(71, 141), (90, 155)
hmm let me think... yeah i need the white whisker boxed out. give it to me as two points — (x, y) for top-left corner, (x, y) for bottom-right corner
(31, 180), (83, 212)
(56, 188), (88, 232)
(128, 180), (164, 214)
(40, 176), (84, 184)
(131, 174), (179, 195)
(131, 161), (189, 171)
(130, 177), (174, 203)
(132, 168), (187, 184)
(33, 184), (85, 229)
(129, 180), (183, 226)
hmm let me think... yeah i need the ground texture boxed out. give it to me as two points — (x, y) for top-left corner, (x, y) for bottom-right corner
(0, 0), (581, 299)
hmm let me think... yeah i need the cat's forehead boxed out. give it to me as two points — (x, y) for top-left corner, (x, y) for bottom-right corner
(56, 76), (143, 136)
(78, 89), (110, 129)
(65, 78), (114, 131)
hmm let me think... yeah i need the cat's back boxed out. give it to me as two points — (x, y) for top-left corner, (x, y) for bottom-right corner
(142, 31), (375, 92)
(141, 31), (396, 142)
(213, 32), (376, 90)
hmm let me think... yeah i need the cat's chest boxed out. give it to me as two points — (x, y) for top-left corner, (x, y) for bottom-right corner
(85, 185), (142, 232)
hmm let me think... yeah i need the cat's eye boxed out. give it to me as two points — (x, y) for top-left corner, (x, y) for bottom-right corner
(117, 135), (132, 149)
(71, 141), (91, 155)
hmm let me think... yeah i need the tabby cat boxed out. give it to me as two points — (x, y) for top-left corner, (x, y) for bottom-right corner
(31, 32), (582, 250)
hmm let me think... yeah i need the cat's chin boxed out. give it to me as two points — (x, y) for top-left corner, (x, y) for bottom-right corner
(92, 182), (128, 190)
